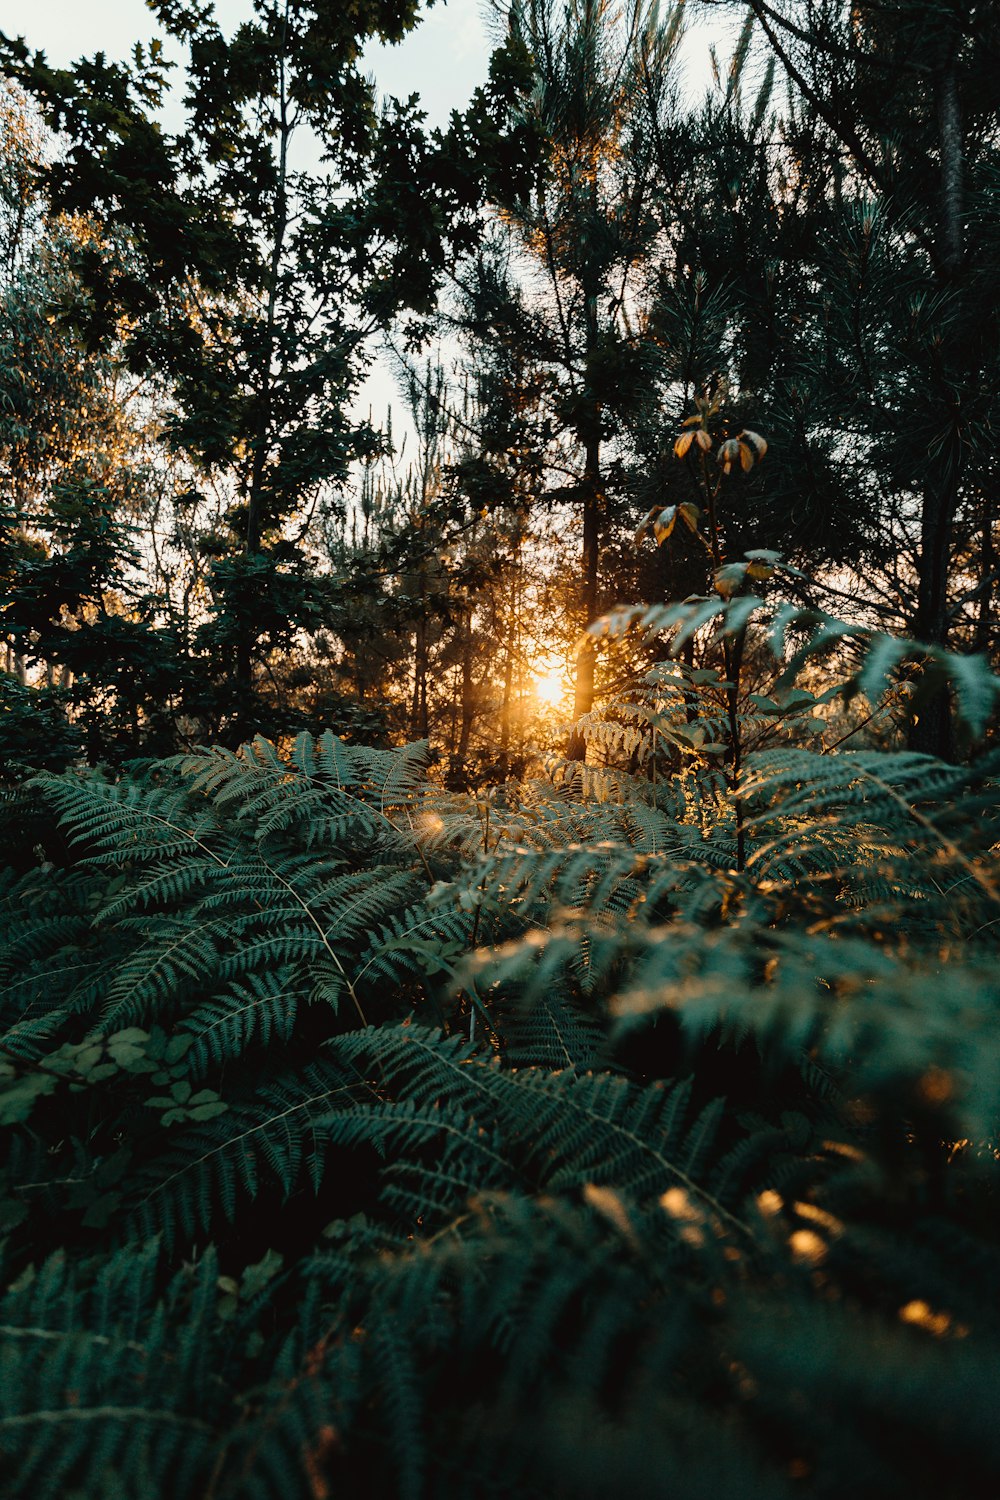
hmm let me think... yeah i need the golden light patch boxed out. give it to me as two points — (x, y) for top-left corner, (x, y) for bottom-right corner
(660, 1186), (700, 1221)
(583, 1182), (635, 1241)
(789, 1229), (827, 1266)
(534, 661), (567, 709)
(898, 1300), (964, 1337)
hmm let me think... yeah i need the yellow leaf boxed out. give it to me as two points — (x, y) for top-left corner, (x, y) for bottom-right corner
(714, 562), (748, 597)
(674, 431), (695, 458)
(899, 1300), (954, 1337)
(633, 506), (658, 546)
(583, 1183), (635, 1241)
(660, 1186), (701, 1221)
(739, 440), (754, 472)
(681, 415), (702, 427)
(746, 561), (774, 581)
(717, 439), (740, 473)
(789, 1229), (827, 1266)
(695, 429), (712, 451)
(652, 506), (678, 544)
(741, 429), (768, 459)
(678, 502), (701, 532)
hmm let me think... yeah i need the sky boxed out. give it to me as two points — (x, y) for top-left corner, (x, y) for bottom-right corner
(6, 0), (501, 434)
(4, 1), (726, 455)
(6, 0), (722, 123)
(3, 0), (497, 130)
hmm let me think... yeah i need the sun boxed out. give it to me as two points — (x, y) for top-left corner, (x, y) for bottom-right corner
(534, 662), (567, 709)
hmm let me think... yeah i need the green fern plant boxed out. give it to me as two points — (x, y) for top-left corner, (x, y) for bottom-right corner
(1, 693), (999, 1500)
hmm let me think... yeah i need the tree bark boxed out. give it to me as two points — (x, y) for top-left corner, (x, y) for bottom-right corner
(234, 7), (291, 721)
(498, 565), (519, 777)
(411, 605), (429, 740)
(910, 43), (964, 758)
(451, 604), (476, 787)
(566, 427), (602, 761)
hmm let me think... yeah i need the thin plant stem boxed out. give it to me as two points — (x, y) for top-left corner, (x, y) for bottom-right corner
(699, 447), (746, 872)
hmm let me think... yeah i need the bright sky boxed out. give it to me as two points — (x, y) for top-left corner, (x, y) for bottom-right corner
(4, 1), (727, 457)
(3, 0), (496, 130)
(5, 1), (497, 437)
(6, 0), (723, 137)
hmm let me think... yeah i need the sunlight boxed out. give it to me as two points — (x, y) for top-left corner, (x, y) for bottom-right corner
(533, 660), (568, 710)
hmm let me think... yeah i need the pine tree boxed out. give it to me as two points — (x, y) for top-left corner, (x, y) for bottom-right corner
(459, 0), (682, 758)
(704, 0), (1000, 754)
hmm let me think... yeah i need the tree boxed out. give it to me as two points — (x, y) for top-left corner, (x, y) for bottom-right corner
(461, 0), (680, 759)
(0, 81), (43, 278)
(700, 0), (1000, 753)
(0, 88), (180, 767)
(325, 356), (544, 782)
(0, 0), (528, 744)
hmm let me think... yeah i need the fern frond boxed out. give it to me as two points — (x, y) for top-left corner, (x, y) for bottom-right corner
(127, 1059), (354, 1246)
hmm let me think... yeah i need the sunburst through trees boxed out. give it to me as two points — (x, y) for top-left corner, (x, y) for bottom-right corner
(0, 1), (999, 1496)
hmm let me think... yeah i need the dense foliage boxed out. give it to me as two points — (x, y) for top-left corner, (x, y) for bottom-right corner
(0, 0), (999, 1495)
(2, 662), (999, 1495)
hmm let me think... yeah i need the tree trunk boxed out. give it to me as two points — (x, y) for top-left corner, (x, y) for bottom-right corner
(450, 605), (476, 787)
(234, 11), (291, 727)
(566, 428), (602, 761)
(411, 607), (429, 740)
(498, 568), (518, 778)
(974, 514), (996, 654)
(910, 46), (964, 759)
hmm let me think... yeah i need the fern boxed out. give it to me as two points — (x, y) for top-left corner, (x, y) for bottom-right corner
(125, 1058), (355, 1247)
(0, 1243), (221, 1500)
(2, 715), (1000, 1499)
(328, 1023), (763, 1235)
(595, 595), (1000, 740)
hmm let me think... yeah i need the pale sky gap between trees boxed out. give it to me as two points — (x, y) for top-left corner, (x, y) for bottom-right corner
(11, 0), (727, 460)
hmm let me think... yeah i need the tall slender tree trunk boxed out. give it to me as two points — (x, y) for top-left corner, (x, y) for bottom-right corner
(974, 514), (997, 654)
(447, 660), (458, 760)
(910, 43), (964, 758)
(411, 603), (429, 740)
(235, 10), (291, 726)
(566, 427), (602, 761)
(452, 604), (476, 787)
(498, 565), (519, 778)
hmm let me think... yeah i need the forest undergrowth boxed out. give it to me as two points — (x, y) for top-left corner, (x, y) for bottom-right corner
(1, 603), (999, 1500)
